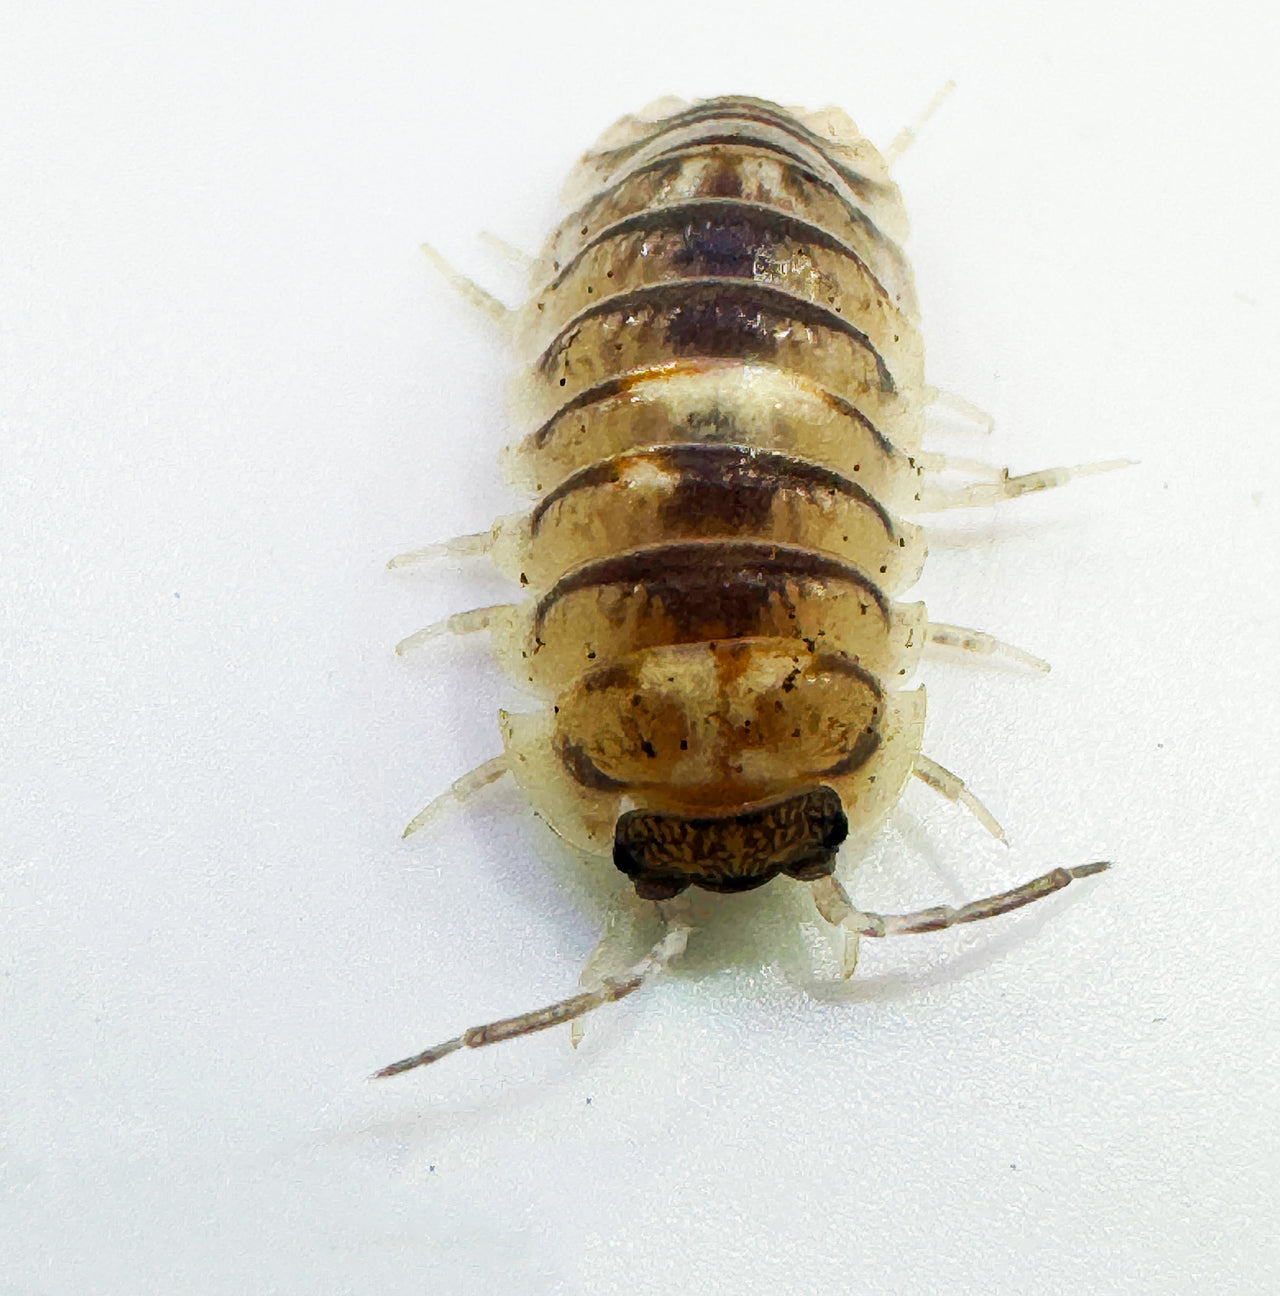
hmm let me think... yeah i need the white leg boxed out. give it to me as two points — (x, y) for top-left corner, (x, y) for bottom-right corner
(387, 531), (493, 570)
(394, 604), (510, 657)
(917, 459), (1135, 511)
(925, 622), (1050, 674)
(571, 888), (653, 1047)
(915, 450), (1008, 479)
(913, 754), (1006, 843)
(373, 900), (694, 1078)
(923, 386), (996, 432)
(884, 81), (956, 168)
(837, 928), (861, 979)
(421, 241), (513, 330)
(478, 229), (536, 275)
(811, 862), (1109, 939)
(402, 754), (510, 839)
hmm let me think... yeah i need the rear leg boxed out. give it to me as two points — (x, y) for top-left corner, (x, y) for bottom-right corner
(883, 81), (956, 168)
(374, 899), (694, 1077)
(420, 241), (513, 330)
(477, 229), (536, 276)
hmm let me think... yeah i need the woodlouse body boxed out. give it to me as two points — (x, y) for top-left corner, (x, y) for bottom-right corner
(378, 96), (1117, 1077)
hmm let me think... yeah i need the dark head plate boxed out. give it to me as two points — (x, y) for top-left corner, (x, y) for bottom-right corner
(612, 786), (848, 900)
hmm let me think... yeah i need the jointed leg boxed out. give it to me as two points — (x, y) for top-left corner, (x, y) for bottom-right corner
(923, 386), (996, 432)
(925, 622), (1050, 674)
(916, 450), (1008, 479)
(421, 241), (513, 330)
(836, 927), (861, 980)
(373, 900), (694, 1077)
(884, 81), (956, 168)
(811, 862), (1109, 939)
(387, 531), (493, 570)
(402, 754), (510, 839)
(917, 459), (1134, 511)
(394, 604), (510, 657)
(478, 229), (536, 275)
(913, 754), (1007, 843)
(570, 888), (655, 1047)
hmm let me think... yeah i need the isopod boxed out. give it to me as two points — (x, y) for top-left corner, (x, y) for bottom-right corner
(376, 93), (1123, 1078)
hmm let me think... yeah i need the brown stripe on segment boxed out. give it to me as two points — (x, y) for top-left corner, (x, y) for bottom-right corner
(556, 738), (629, 792)
(644, 131), (876, 205)
(535, 280), (896, 392)
(823, 726), (881, 779)
(797, 645), (885, 698)
(557, 147), (900, 285)
(530, 369), (641, 448)
(796, 647), (885, 780)
(546, 199), (888, 297)
(815, 386), (896, 457)
(533, 540), (891, 642)
(528, 444), (897, 542)
(528, 360), (897, 456)
(590, 99), (885, 202)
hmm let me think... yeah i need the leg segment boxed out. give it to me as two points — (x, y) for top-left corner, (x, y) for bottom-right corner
(925, 622), (1050, 674)
(811, 862), (1109, 939)
(478, 229), (536, 275)
(420, 241), (513, 330)
(570, 888), (653, 1047)
(394, 604), (510, 657)
(916, 450), (1008, 479)
(373, 901), (693, 1078)
(884, 81), (956, 167)
(402, 754), (510, 839)
(923, 386), (996, 432)
(837, 928), (861, 980)
(913, 754), (1007, 843)
(387, 531), (493, 570)
(917, 458), (1134, 511)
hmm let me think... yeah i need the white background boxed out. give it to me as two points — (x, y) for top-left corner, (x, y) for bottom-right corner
(4, 2), (1278, 1293)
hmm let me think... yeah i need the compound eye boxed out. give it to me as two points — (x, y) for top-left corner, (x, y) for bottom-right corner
(819, 803), (850, 852)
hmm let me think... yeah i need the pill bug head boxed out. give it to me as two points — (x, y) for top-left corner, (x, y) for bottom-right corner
(612, 785), (849, 900)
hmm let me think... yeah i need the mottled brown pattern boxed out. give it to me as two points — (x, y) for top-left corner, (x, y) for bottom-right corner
(529, 444), (892, 540)
(546, 200), (871, 292)
(550, 640), (886, 815)
(527, 359), (897, 464)
(613, 785), (849, 897)
(542, 130), (917, 320)
(656, 446), (789, 535)
(580, 144), (894, 256)
(536, 280), (894, 390)
(533, 540), (889, 644)
(588, 97), (888, 202)
(555, 738), (628, 791)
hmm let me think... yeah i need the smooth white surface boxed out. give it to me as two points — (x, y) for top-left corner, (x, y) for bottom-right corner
(4, 3), (1278, 1293)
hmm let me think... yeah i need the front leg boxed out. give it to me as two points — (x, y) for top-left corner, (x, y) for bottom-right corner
(810, 862), (1109, 940)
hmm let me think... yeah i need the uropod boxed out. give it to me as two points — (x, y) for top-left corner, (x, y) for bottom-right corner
(376, 93), (1123, 1078)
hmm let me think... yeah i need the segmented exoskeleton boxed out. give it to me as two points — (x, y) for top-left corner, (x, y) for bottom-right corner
(377, 94), (1121, 1078)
